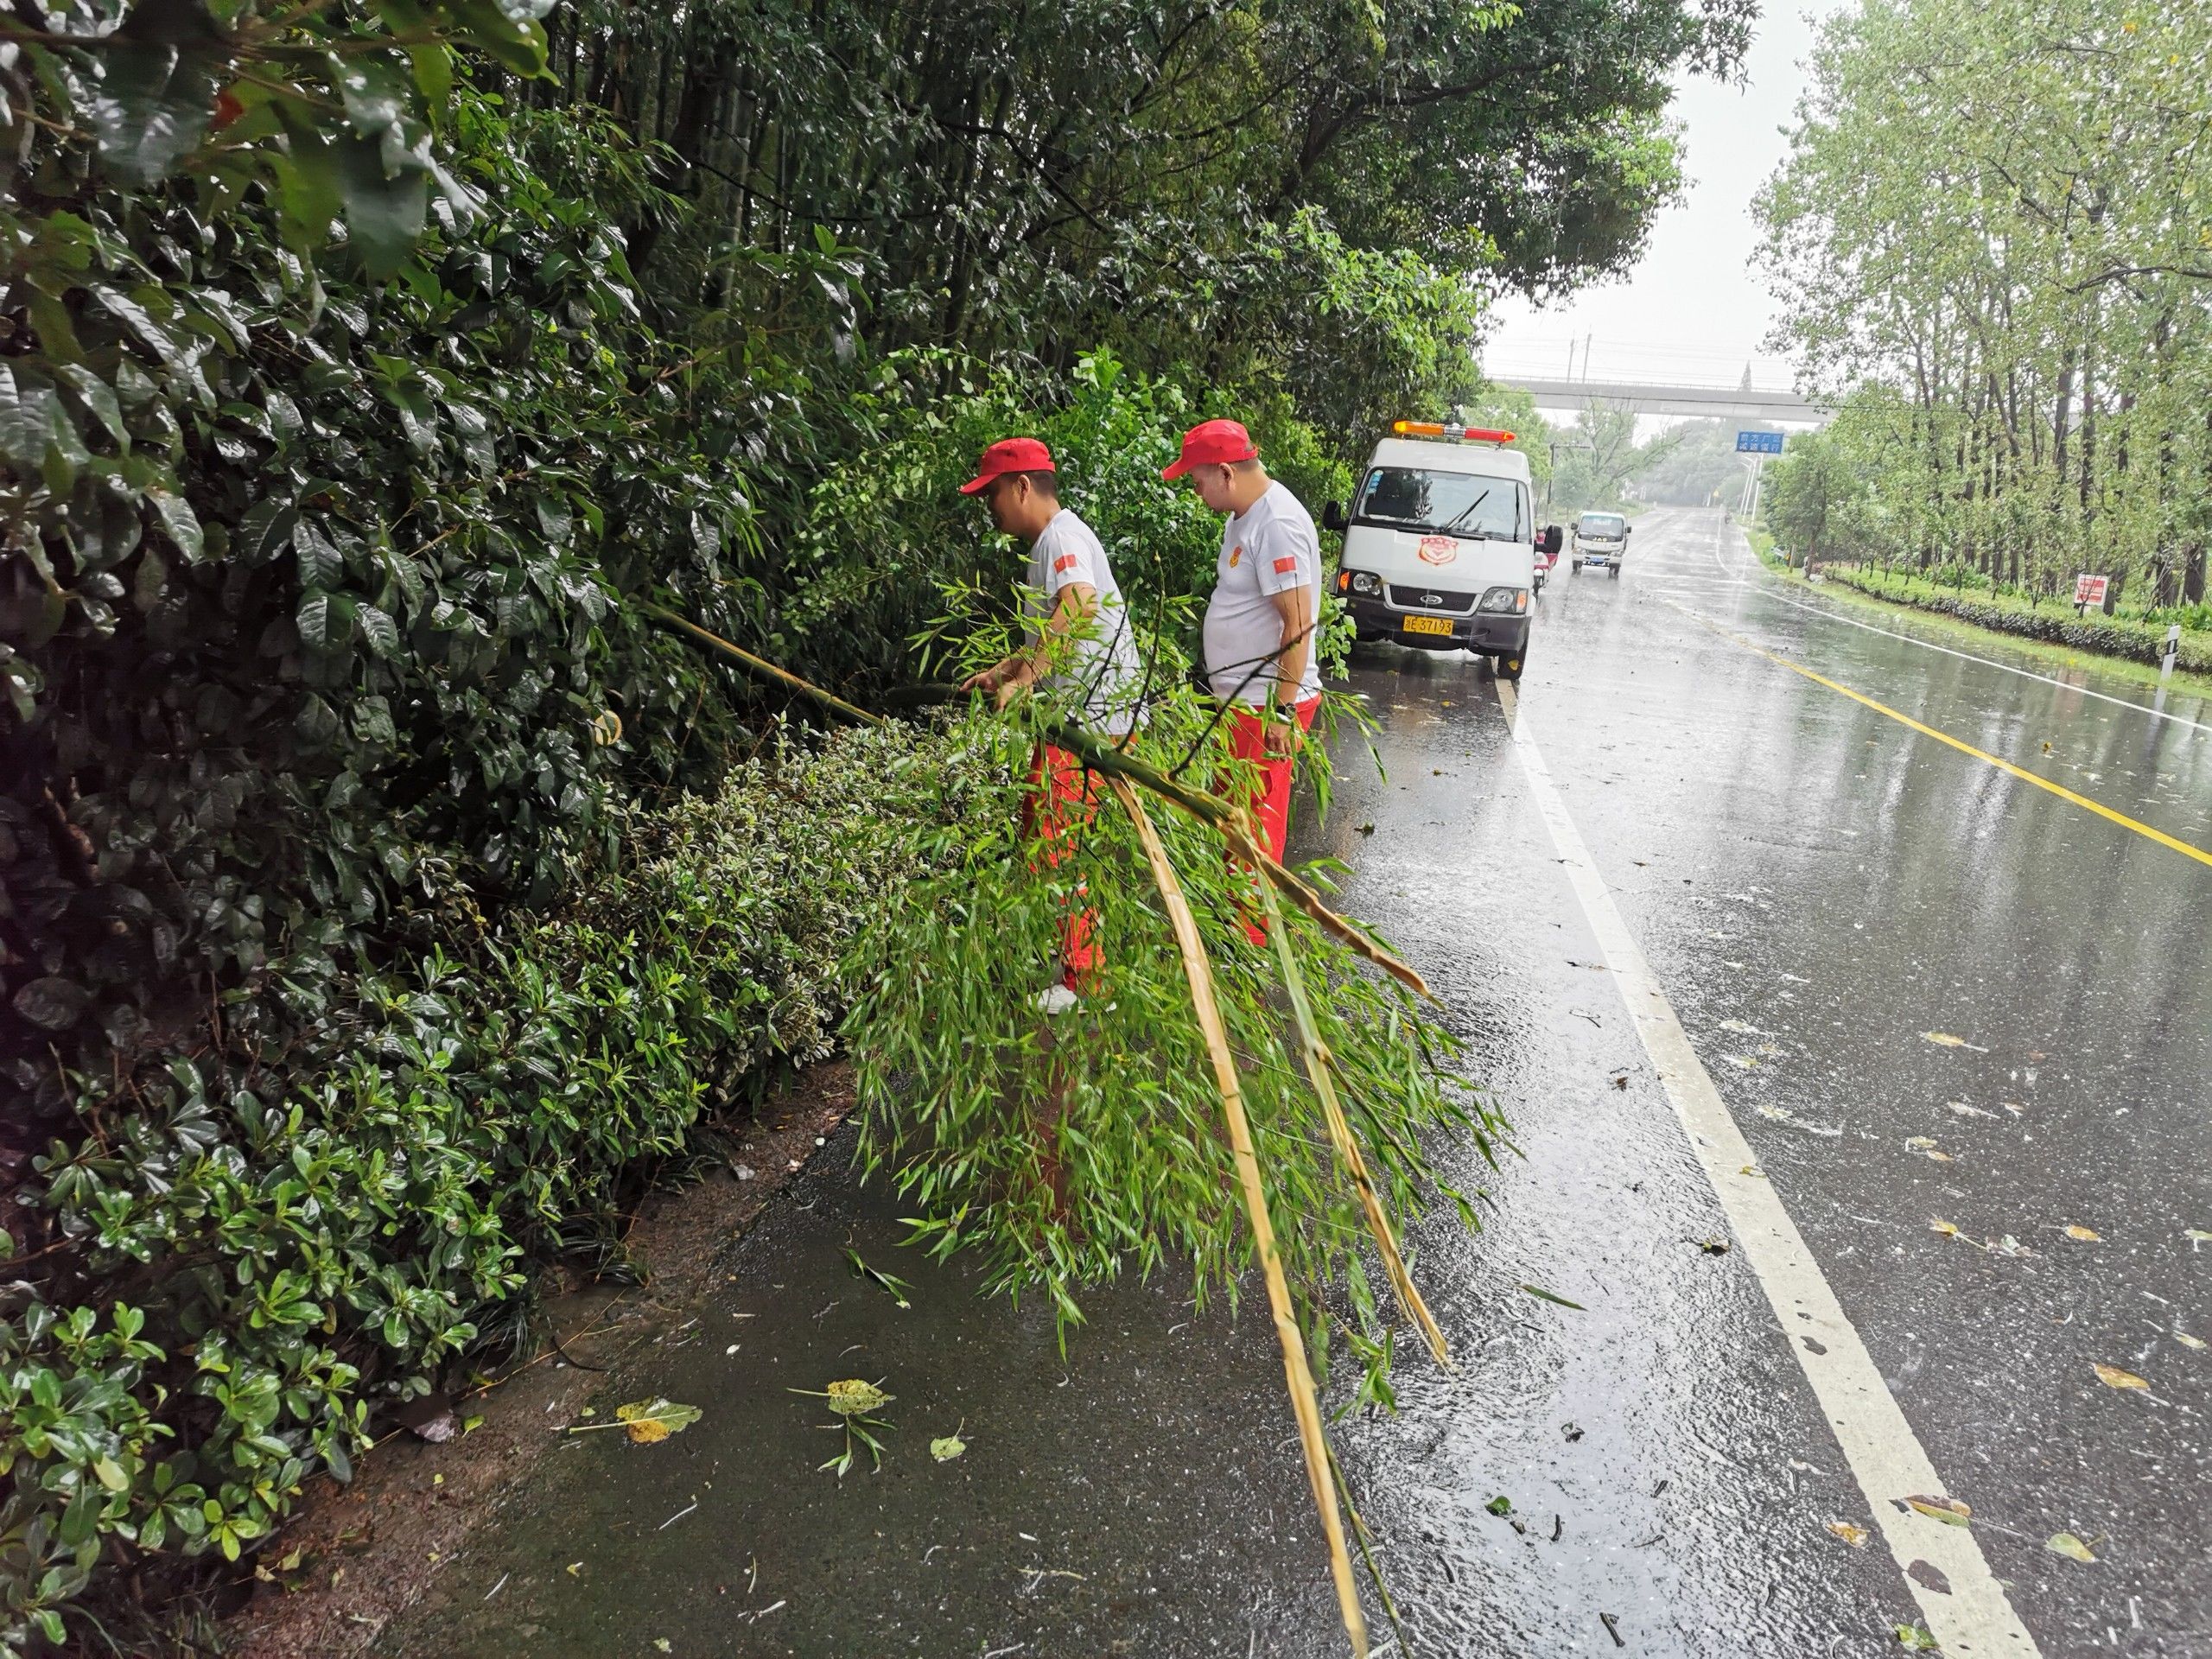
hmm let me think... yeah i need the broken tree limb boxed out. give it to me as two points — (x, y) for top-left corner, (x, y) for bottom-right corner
(640, 612), (1433, 1001)
(639, 600), (886, 728)
(1255, 868), (1452, 1370)
(1107, 776), (1368, 1659)
(1035, 718), (1432, 1001)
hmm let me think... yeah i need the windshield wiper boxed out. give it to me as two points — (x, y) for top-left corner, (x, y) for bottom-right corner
(1433, 488), (1492, 537)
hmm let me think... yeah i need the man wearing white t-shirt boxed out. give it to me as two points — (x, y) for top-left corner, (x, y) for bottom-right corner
(1163, 419), (1323, 900)
(958, 436), (1142, 999)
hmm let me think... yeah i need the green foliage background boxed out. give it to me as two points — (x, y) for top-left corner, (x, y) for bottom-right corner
(1756, 0), (2212, 615)
(0, 0), (1747, 1645)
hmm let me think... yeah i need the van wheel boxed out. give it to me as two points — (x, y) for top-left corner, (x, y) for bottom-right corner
(1497, 650), (1524, 683)
(1607, 563), (1622, 581)
(1569, 558), (1581, 575)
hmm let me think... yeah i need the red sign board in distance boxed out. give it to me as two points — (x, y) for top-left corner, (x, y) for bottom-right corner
(2073, 573), (2108, 607)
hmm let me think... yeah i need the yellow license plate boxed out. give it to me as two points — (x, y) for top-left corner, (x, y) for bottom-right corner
(1401, 614), (1454, 637)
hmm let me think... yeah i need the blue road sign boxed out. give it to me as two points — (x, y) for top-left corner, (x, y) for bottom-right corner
(1736, 430), (1783, 454)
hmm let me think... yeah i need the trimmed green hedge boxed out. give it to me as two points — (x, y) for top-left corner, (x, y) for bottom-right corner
(3, 721), (982, 1653)
(1821, 564), (2212, 675)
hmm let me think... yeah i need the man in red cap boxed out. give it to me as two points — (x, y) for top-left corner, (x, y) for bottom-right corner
(1163, 418), (1323, 911)
(957, 437), (1141, 1010)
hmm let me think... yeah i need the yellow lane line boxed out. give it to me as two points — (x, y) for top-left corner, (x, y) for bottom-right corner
(1669, 601), (2212, 872)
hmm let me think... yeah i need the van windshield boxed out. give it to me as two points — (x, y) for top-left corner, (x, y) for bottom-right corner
(1579, 512), (1626, 537)
(1354, 467), (1526, 540)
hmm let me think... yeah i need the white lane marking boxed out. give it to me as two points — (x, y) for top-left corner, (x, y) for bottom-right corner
(1495, 679), (2043, 1658)
(1699, 521), (2212, 739)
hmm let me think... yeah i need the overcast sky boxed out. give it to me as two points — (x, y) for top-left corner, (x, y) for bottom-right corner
(1480, 2), (1847, 393)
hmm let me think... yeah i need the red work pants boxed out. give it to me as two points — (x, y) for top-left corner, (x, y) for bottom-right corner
(1022, 744), (1101, 983)
(1226, 696), (1319, 943)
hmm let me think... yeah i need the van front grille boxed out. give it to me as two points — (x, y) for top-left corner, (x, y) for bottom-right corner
(1386, 584), (1477, 614)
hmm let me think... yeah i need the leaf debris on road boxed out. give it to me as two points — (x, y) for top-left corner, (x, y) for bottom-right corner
(1906, 1494), (1971, 1527)
(842, 1245), (915, 1309)
(2092, 1363), (2149, 1392)
(2044, 1531), (2097, 1563)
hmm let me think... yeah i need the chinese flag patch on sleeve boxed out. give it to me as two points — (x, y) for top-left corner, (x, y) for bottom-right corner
(1052, 554), (1079, 575)
(1272, 556), (1299, 575)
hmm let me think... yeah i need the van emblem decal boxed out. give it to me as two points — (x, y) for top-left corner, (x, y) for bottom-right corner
(1421, 593), (1443, 606)
(1416, 536), (1457, 565)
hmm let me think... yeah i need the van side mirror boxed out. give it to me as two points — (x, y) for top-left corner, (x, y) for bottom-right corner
(1623, 524), (1632, 537)
(1321, 501), (1347, 535)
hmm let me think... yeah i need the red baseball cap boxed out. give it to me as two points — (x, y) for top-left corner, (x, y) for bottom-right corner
(1161, 418), (1258, 480)
(959, 436), (1055, 495)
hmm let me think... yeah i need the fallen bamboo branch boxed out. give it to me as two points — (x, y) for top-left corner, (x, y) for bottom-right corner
(637, 610), (1433, 1001)
(1109, 775), (1368, 1659)
(1039, 718), (1432, 1001)
(1254, 868), (1451, 1369)
(638, 600), (886, 728)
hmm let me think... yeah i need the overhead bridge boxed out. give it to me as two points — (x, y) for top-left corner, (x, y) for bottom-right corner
(1491, 376), (1831, 425)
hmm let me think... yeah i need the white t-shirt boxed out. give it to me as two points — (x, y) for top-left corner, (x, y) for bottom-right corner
(1024, 508), (1143, 735)
(1202, 481), (1324, 706)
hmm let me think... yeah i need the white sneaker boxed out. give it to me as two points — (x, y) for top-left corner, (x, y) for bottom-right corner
(1033, 983), (1081, 1016)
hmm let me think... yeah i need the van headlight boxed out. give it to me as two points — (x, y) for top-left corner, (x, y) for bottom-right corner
(1478, 586), (1528, 613)
(1349, 570), (1381, 596)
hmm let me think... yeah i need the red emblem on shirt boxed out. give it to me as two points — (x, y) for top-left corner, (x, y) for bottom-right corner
(1052, 554), (1078, 575)
(1229, 544), (1243, 568)
(1272, 556), (1298, 575)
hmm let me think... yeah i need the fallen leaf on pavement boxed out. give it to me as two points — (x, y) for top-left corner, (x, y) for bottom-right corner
(842, 1246), (915, 1309)
(2044, 1532), (2097, 1563)
(1827, 1521), (1869, 1548)
(654, 1641), (672, 1654)
(2176, 1332), (2206, 1351)
(1947, 1102), (1997, 1120)
(1929, 1218), (1961, 1237)
(566, 1561), (583, 1576)
(1921, 1032), (1968, 1047)
(2063, 1224), (2101, 1242)
(1896, 1623), (1940, 1650)
(2093, 1363), (2149, 1391)
(613, 1398), (704, 1445)
(791, 1377), (895, 1416)
(2185, 1229), (2212, 1248)
(1906, 1494), (1972, 1527)
(1696, 1237), (1732, 1255)
(1519, 1283), (1587, 1309)
(1904, 1136), (1955, 1162)
(930, 1434), (968, 1462)
(1985, 1234), (2036, 1260)
(1485, 1495), (1512, 1516)
(1724, 1053), (1758, 1070)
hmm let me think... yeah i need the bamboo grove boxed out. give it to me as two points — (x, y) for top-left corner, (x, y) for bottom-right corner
(1, 0), (1749, 1649)
(1756, 0), (2212, 612)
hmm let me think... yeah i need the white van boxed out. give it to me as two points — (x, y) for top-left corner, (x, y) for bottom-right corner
(1322, 419), (1539, 682)
(1571, 510), (1630, 576)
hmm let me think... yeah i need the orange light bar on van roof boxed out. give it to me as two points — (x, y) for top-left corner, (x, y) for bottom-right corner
(1393, 420), (1516, 442)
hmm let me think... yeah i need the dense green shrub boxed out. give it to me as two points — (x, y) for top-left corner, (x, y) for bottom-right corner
(3, 721), (978, 1652)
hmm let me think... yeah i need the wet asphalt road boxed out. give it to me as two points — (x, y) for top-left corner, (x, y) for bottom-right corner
(391, 506), (2211, 1658)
